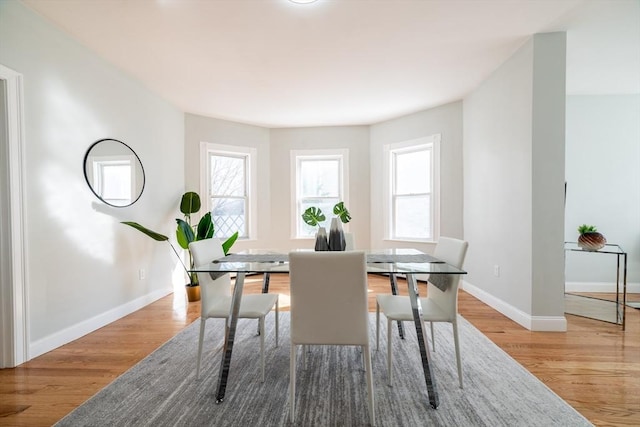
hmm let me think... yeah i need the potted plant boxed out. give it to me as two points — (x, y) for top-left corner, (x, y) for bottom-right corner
(577, 224), (606, 251)
(122, 191), (239, 301)
(302, 201), (351, 251)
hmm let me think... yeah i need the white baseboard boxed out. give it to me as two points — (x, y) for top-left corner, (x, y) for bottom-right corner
(565, 281), (640, 293)
(29, 287), (173, 360)
(461, 281), (567, 332)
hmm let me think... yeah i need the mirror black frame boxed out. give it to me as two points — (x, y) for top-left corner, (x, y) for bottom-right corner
(83, 138), (146, 208)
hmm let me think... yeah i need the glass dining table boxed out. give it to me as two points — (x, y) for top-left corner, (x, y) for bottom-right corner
(190, 248), (467, 409)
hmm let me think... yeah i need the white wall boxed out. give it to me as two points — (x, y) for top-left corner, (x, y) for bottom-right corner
(184, 113), (271, 251)
(0, 2), (185, 358)
(184, 117), (370, 252)
(369, 101), (464, 253)
(270, 126), (371, 251)
(530, 33), (567, 318)
(463, 33), (567, 330)
(565, 94), (640, 288)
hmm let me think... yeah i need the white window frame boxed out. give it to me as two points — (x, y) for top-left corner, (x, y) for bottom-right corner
(383, 135), (440, 243)
(290, 149), (349, 239)
(200, 142), (257, 240)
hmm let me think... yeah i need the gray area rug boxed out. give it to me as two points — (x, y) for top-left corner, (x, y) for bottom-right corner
(55, 314), (592, 426)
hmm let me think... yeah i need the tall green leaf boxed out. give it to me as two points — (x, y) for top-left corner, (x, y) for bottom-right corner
(222, 232), (239, 255)
(176, 218), (195, 249)
(333, 202), (351, 223)
(196, 212), (215, 240)
(180, 191), (201, 216)
(121, 222), (169, 241)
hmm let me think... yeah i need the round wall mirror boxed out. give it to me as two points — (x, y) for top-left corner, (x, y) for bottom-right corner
(83, 138), (145, 207)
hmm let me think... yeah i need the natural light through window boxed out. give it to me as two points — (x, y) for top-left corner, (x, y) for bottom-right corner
(93, 158), (133, 206)
(202, 143), (257, 239)
(291, 149), (348, 238)
(385, 135), (440, 242)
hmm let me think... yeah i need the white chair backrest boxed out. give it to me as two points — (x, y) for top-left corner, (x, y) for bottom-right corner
(428, 237), (469, 317)
(344, 232), (355, 250)
(189, 239), (232, 307)
(289, 251), (369, 346)
(433, 237), (468, 269)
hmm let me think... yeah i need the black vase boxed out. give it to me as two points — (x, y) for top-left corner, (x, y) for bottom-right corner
(328, 218), (346, 251)
(314, 227), (329, 251)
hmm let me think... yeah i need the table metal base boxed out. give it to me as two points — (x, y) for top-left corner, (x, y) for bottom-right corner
(406, 274), (439, 409)
(215, 271), (440, 408)
(215, 272), (246, 403)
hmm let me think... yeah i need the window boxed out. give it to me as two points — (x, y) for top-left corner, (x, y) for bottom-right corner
(385, 135), (440, 242)
(291, 149), (349, 238)
(201, 143), (257, 239)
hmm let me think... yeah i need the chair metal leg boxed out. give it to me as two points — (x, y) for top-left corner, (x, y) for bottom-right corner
(389, 274), (405, 339)
(364, 344), (376, 426)
(302, 345), (307, 370)
(289, 344), (296, 422)
(376, 302), (380, 351)
(260, 273), (271, 336)
(196, 318), (206, 379)
(275, 298), (279, 347)
(260, 316), (265, 383)
(452, 319), (463, 389)
(387, 318), (393, 386)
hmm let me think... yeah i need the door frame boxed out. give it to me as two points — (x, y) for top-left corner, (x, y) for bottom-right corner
(0, 64), (28, 368)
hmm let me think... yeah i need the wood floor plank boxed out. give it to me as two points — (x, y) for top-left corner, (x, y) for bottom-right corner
(1, 274), (637, 426)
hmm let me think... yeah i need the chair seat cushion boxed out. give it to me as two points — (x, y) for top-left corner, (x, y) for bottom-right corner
(376, 294), (452, 322)
(204, 293), (278, 319)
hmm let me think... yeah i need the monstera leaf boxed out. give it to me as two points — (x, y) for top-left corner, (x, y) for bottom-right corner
(302, 207), (326, 227)
(333, 202), (351, 224)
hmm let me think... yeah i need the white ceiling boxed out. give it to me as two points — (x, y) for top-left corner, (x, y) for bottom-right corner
(22, 0), (640, 128)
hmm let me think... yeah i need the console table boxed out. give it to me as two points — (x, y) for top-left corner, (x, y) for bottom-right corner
(564, 242), (627, 330)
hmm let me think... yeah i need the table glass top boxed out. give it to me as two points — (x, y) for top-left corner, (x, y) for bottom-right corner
(564, 241), (625, 255)
(190, 248), (467, 275)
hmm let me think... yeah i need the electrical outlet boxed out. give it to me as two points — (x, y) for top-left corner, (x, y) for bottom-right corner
(493, 265), (500, 277)
(139, 269), (146, 280)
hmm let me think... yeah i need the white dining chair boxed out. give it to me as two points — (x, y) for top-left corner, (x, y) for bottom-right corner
(344, 232), (356, 250)
(376, 237), (469, 388)
(189, 238), (279, 382)
(288, 251), (375, 425)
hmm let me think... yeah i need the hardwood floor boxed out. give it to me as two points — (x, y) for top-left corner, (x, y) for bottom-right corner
(1, 274), (638, 426)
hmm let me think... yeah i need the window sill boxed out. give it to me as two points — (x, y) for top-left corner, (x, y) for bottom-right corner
(383, 238), (437, 244)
